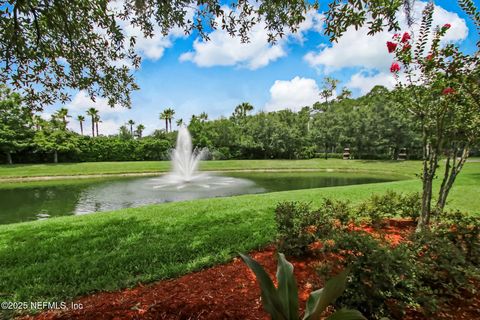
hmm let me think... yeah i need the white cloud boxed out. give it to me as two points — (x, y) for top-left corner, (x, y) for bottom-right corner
(66, 91), (127, 114)
(346, 71), (396, 95)
(180, 9), (324, 70)
(265, 76), (320, 111)
(304, 2), (468, 73)
(107, 1), (192, 64)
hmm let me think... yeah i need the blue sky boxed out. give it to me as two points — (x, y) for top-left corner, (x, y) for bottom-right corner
(48, 0), (479, 136)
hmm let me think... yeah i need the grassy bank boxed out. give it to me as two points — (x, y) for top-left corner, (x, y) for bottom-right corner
(0, 161), (478, 312)
(0, 159), (422, 179)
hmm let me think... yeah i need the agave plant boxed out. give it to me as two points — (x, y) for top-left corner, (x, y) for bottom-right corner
(240, 253), (365, 320)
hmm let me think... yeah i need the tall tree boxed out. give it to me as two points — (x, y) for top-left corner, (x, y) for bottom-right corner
(319, 77), (340, 103)
(86, 108), (99, 137)
(55, 108), (71, 127)
(165, 108), (175, 131)
(135, 124), (145, 138)
(0, 0), (407, 110)
(233, 102), (254, 118)
(0, 86), (33, 164)
(176, 118), (184, 127)
(77, 115), (85, 135)
(127, 119), (135, 136)
(94, 115), (101, 136)
(159, 111), (169, 133)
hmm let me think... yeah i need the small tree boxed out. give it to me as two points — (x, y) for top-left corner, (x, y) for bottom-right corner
(34, 119), (78, 163)
(388, 2), (480, 231)
(0, 86), (33, 164)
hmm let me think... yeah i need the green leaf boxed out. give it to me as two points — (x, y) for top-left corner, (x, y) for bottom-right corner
(239, 253), (287, 320)
(326, 309), (367, 320)
(303, 269), (349, 320)
(276, 253), (299, 320)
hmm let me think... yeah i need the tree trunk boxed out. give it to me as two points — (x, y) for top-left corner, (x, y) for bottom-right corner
(6, 151), (12, 165)
(165, 119), (168, 133)
(435, 146), (469, 214)
(169, 119), (172, 132)
(80, 122), (83, 135)
(53, 151), (58, 163)
(96, 122), (99, 136)
(91, 116), (95, 137)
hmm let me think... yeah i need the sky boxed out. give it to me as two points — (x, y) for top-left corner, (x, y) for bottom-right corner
(45, 0), (479, 136)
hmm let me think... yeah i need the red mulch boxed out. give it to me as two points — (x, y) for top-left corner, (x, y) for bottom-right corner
(21, 219), (479, 320)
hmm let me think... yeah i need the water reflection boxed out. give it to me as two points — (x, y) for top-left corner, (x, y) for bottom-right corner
(0, 172), (398, 225)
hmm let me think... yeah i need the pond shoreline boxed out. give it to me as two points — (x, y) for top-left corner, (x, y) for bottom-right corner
(0, 168), (412, 183)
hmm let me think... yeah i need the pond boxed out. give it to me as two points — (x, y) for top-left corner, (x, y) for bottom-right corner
(0, 171), (401, 224)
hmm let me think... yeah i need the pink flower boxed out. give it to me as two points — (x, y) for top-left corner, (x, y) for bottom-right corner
(426, 53), (434, 61)
(402, 43), (412, 52)
(443, 23), (451, 30)
(390, 62), (401, 73)
(387, 41), (397, 53)
(401, 32), (411, 43)
(442, 87), (456, 95)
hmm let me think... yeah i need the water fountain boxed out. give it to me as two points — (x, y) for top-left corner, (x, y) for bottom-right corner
(149, 126), (256, 192)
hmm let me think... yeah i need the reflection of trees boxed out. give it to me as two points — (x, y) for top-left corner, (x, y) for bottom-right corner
(0, 186), (85, 224)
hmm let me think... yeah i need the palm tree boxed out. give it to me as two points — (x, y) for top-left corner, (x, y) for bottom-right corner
(176, 118), (184, 127)
(234, 102), (254, 117)
(159, 110), (169, 132)
(55, 107), (71, 128)
(86, 108), (99, 137)
(127, 119), (135, 136)
(199, 112), (208, 122)
(94, 115), (101, 136)
(164, 108), (175, 132)
(135, 124), (145, 138)
(77, 115), (85, 135)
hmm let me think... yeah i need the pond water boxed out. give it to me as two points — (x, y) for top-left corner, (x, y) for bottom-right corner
(0, 171), (400, 224)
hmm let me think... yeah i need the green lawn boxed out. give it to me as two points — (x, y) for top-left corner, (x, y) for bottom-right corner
(0, 159), (423, 179)
(0, 160), (479, 312)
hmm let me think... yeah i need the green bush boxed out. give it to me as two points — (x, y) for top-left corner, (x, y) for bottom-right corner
(275, 202), (322, 256)
(275, 196), (477, 319)
(356, 191), (421, 227)
(317, 231), (419, 320)
(275, 199), (353, 256)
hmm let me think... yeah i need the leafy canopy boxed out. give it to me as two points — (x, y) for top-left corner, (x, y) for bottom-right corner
(1, 0), (406, 110)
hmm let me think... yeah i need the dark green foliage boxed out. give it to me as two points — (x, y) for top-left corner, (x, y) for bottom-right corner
(317, 232), (418, 320)
(240, 253), (366, 320)
(275, 202), (320, 256)
(276, 197), (479, 319)
(435, 210), (480, 266)
(356, 190), (421, 227)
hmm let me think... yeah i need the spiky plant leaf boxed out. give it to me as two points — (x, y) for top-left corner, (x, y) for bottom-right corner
(303, 269), (349, 320)
(239, 253), (287, 320)
(277, 253), (299, 320)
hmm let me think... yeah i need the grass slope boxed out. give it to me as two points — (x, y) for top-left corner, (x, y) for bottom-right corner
(0, 159), (422, 179)
(0, 161), (478, 308)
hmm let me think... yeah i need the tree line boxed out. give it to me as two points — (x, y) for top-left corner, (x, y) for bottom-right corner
(5, 83), (470, 164)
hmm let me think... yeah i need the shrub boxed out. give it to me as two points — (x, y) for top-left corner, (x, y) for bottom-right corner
(408, 229), (477, 314)
(356, 191), (421, 227)
(275, 202), (321, 256)
(275, 200), (352, 256)
(317, 231), (419, 320)
(437, 210), (480, 266)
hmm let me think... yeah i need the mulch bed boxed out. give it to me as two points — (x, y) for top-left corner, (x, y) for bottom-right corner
(22, 219), (479, 320)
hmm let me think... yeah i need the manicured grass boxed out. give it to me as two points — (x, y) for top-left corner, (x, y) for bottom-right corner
(0, 160), (478, 313)
(0, 159), (422, 179)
